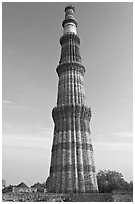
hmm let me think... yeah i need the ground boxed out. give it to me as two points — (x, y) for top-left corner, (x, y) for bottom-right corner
(2, 192), (133, 202)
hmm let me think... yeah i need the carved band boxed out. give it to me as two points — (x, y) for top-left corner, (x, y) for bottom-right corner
(54, 121), (90, 132)
(52, 104), (91, 122)
(56, 62), (86, 77)
(60, 33), (80, 46)
(52, 142), (93, 152)
(50, 164), (96, 173)
(62, 18), (78, 28)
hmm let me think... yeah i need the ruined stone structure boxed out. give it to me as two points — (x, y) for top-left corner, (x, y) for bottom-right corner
(49, 5), (98, 193)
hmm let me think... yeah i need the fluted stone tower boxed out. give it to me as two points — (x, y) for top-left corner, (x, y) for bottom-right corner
(49, 5), (98, 193)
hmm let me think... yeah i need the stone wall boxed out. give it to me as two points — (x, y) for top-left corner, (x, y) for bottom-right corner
(2, 192), (113, 202)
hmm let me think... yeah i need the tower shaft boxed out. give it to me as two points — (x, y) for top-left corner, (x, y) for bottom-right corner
(49, 5), (98, 193)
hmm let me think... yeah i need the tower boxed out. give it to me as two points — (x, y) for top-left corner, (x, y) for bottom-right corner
(49, 5), (98, 193)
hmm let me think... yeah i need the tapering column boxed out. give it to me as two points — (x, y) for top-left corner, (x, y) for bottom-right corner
(49, 5), (98, 193)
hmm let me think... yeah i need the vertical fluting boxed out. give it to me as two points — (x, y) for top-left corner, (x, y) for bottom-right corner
(66, 117), (72, 192)
(61, 118), (66, 193)
(76, 117), (85, 193)
(72, 117), (79, 192)
(71, 70), (75, 105)
(49, 5), (98, 193)
(55, 119), (61, 193)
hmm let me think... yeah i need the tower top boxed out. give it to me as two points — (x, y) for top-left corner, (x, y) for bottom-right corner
(65, 5), (75, 13)
(62, 5), (77, 35)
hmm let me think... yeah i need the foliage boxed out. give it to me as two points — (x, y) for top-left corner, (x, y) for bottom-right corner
(129, 181), (133, 192)
(31, 182), (46, 193)
(2, 185), (14, 193)
(97, 170), (132, 193)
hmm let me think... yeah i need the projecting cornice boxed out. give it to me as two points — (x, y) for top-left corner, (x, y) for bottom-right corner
(56, 62), (86, 76)
(62, 18), (78, 28)
(60, 33), (80, 46)
(52, 104), (92, 122)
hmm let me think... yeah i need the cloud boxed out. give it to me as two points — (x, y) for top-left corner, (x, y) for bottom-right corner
(2, 122), (13, 129)
(2, 100), (12, 104)
(3, 133), (53, 150)
(121, 97), (129, 102)
(3, 122), (53, 138)
(94, 141), (133, 152)
(3, 122), (27, 132)
(13, 104), (27, 110)
(34, 124), (53, 137)
(27, 100), (36, 104)
(93, 131), (133, 143)
(3, 99), (27, 110)
(112, 132), (133, 138)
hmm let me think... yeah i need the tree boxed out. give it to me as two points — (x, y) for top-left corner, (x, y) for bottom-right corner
(97, 170), (129, 193)
(129, 181), (133, 192)
(31, 182), (46, 193)
(2, 185), (14, 193)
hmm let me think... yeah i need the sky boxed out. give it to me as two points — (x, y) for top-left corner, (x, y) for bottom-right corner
(2, 2), (133, 186)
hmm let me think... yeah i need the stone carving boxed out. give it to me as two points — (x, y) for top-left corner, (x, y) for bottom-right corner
(56, 62), (85, 77)
(48, 5), (98, 193)
(52, 104), (91, 122)
(60, 33), (80, 46)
